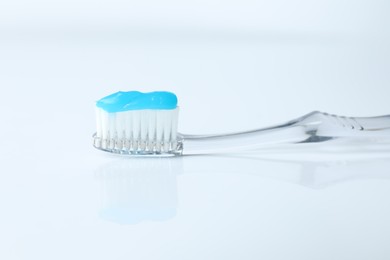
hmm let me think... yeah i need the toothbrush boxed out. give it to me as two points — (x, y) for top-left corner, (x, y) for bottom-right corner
(93, 91), (390, 157)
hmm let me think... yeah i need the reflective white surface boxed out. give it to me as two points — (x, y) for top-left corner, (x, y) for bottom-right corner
(1, 1), (390, 259)
(1, 150), (390, 259)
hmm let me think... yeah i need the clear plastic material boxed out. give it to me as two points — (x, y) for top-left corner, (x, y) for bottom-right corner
(179, 111), (390, 155)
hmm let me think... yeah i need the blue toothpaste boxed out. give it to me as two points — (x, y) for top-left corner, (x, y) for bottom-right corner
(96, 91), (178, 113)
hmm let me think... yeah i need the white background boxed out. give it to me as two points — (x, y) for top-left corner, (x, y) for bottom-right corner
(0, 0), (390, 259)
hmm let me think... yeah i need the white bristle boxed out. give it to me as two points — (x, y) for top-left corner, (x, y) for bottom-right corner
(94, 108), (180, 154)
(101, 111), (109, 140)
(163, 111), (172, 152)
(171, 108), (179, 148)
(147, 110), (157, 151)
(132, 111), (141, 149)
(109, 113), (116, 140)
(124, 111), (132, 140)
(95, 107), (102, 138)
(140, 110), (148, 142)
(115, 112), (124, 140)
(156, 111), (164, 150)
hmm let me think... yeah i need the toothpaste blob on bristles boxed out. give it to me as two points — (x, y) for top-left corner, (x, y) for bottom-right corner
(94, 91), (179, 154)
(96, 91), (178, 112)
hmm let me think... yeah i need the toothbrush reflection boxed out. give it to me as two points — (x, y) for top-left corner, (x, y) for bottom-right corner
(96, 148), (390, 225)
(96, 158), (183, 225)
(200, 155), (390, 189)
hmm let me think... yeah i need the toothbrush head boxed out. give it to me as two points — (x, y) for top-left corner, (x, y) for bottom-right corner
(93, 91), (183, 156)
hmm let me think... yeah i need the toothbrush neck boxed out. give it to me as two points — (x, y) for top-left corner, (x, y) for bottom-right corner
(178, 111), (390, 155)
(178, 120), (307, 155)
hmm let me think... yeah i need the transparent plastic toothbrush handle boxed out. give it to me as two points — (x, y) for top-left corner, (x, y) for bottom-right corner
(178, 111), (390, 155)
